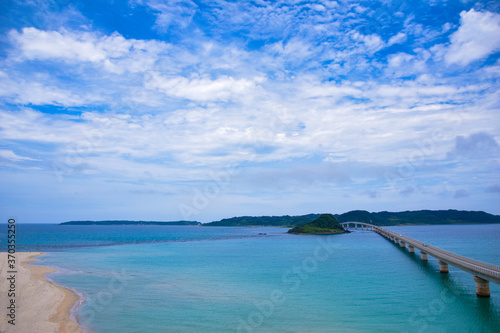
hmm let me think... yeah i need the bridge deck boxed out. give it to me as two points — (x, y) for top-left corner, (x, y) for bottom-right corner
(341, 222), (500, 286)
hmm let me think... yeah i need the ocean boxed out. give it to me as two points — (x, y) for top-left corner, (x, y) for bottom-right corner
(2, 223), (500, 332)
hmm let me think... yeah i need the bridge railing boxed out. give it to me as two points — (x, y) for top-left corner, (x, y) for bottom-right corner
(375, 227), (500, 283)
(345, 222), (500, 295)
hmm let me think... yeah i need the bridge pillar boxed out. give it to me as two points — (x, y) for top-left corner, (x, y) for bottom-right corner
(438, 260), (449, 273)
(472, 276), (490, 298)
(400, 241), (406, 248)
(408, 245), (415, 253)
(421, 252), (428, 261)
(355, 224), (358, 230)
(394, 238), (398, 244)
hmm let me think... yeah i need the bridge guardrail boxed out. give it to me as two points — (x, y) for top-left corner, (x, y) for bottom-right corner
(370, 225), (500, 283)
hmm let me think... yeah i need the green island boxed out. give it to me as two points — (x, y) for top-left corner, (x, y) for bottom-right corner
(287, 214), (348, 235)
(59, 209), (500, 227)
(202, 214), (321, 227)
(203, 209), (500, 227)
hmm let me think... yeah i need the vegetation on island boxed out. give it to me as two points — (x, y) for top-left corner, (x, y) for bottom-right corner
(60, 220), (201, 226)
(203, 210), (500, 227)
(203, 214), (321, 227)
(334, 210), (500, 226)
(59, 210), (500, 227)
(288, 214), (348, 235)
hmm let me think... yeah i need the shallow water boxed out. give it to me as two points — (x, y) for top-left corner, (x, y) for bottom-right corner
(9, 224), (500, 332)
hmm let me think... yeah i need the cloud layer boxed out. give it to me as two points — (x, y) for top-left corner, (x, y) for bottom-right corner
(1, 1), (499, 222)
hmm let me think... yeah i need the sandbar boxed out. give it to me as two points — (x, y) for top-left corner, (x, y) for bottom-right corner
(0, 252), (83, 333)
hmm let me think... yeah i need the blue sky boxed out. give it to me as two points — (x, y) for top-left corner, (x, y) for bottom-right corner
(1, 0), (499, 223)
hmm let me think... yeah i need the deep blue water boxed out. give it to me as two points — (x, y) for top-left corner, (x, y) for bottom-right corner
(0, 224), (261, 251)
(2, 223), (500, 332)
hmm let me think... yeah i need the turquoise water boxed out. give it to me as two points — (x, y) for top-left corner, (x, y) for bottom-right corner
(5, 224), (500, 332)
(0, 224), (259, 251)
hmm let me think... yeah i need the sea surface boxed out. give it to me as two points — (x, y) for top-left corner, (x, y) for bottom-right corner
(2, 223), (500, 332)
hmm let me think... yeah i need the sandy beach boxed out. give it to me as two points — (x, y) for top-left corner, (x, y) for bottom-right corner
(0, 252), (83, 333)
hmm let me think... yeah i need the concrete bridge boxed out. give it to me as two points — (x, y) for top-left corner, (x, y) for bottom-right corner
(341, 222), (500, 297)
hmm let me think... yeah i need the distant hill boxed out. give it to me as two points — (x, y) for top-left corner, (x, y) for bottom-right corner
(203, 210), (500, 227)
(60, 220), (201, 226)
(335, 210), (380, 224)
(203, 214), (321, 227)
(288, 214), (347, 234)
(59, 210), (500, 227)
(334, 210), (500, 226)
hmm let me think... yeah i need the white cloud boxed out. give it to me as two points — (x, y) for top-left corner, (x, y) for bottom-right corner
(145, 73), (258, 102)
(0, 149), (40, 162)
(296, 77), (363, 100)
(10, 28), (106, 62)
(145, 0), (198, 30)
(350, 32), (384, 53)
(9, 28), (169, 74)
(0, 75), (87, 106)
(277, 39), (315, 59)
(387, 53), (414, 67)
(388, 32), (407, 46)
(445, 9), (500, 66)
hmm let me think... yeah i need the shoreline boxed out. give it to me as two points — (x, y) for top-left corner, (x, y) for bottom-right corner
(44, 274), (87, 329)
(0, 252), (84, 333)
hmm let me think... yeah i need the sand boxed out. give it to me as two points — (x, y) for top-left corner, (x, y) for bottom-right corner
(0, 252), (83, 333)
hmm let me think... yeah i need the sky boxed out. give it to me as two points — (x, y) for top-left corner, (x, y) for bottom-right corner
(0, 0), (499, 223)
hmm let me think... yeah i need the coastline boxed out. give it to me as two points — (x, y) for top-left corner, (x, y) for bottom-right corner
(0, 252), (84, 333)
